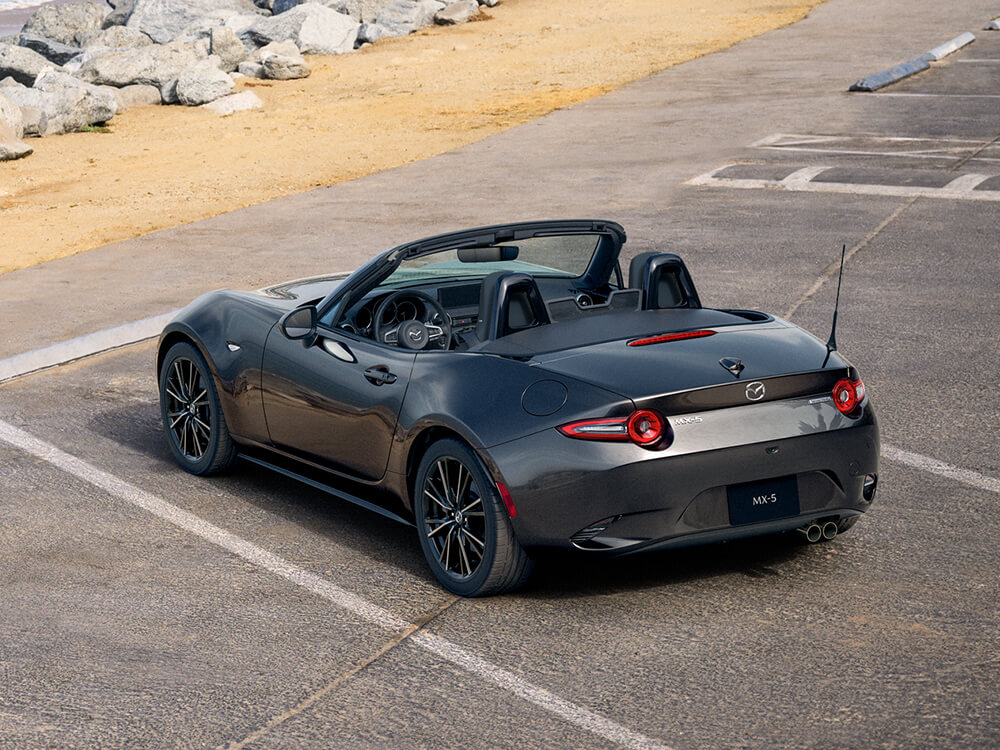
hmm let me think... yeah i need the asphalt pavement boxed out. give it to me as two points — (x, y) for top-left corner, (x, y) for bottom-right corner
(1, 0), (998, 747)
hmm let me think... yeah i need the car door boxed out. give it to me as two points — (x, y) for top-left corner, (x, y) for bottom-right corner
(260, 323), (416, 482)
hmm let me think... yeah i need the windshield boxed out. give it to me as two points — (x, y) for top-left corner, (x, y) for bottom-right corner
(378, 234), (603, 289)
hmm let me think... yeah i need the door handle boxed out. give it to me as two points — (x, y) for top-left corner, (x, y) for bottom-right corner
(364, 365), (397, 386)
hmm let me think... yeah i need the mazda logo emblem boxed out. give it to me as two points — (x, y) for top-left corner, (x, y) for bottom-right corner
(408, 329), (424, 341)
(745, 381), (766, 401)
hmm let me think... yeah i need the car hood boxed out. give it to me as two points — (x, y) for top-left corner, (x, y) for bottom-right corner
(532, 321), (850, 405)
(253, 273), (351, 304)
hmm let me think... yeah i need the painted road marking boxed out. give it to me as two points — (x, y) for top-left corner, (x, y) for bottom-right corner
(0, 419), (672, 750)
(0, 310), (179, 383)
(686, 165), (999, 201)
(881, 445), (1000, 495)
(751, 133), (1000, 163)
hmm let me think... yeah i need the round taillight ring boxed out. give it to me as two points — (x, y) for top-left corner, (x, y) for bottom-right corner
(627, 409), (664, 445)
(832, 379), (858, 414)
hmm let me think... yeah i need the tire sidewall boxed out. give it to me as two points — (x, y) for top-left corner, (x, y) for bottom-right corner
(158, 342), (227, 476)
(414, 439), (502, 596)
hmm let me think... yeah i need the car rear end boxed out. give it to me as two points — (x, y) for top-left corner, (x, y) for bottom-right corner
(488, 317), (879, 553)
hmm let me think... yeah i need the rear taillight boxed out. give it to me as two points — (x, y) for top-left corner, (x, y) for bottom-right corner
(558, 410), (671, 449)
(627, 410), (664, 445)
(832, 378), (865, 415)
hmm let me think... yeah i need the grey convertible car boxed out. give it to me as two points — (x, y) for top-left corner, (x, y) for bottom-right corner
(157, 220), (879, 595)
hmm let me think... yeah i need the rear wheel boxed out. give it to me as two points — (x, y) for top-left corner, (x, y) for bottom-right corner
(159, 342), (236, 476)
(414, 439), (533, 596)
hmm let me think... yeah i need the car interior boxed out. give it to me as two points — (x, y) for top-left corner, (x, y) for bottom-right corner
(332, 246), (766, 354)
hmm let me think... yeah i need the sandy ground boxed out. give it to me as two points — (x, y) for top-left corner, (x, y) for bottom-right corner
(0, 0), (822, 274)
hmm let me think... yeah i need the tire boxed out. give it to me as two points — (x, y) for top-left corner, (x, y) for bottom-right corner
(414, 439), (533, 596)
(158, 341), (236, 476)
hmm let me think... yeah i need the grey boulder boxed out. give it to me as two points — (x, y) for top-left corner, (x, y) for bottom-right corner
(174, 57), (234, 105)
(435, 0), (478, 25)
(0, 113), (33, 160)
(116, 82), (162, 107)
(258, 40), (310, 79)
(79, 26), (154, 51)
(76, 40), (208, 94)
(4, 68), (117, 135)
(244, 3), (359, 54)
(202, 89), (263, 115)
(18, 34), (83, 66)
(371, 0), (444, 37)
(209, 26), (247, 72)
(20, 1), (105, 47)
(237, 61), (265, 78)
(0, 43), (59, 87)
(173, 11), (261, 43)
(275, 0), (393, 23)
(0, 89), (24, 139)
(123, 0), (265, 44)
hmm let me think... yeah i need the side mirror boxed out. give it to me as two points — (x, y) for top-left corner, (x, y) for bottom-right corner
(278, 305), (317, 342)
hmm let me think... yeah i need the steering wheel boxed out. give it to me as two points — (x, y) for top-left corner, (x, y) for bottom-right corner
(373, 290), (452, 350)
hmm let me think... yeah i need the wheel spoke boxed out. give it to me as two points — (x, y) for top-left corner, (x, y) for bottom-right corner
(457, 533), (472, 577)
(190, 414), (211, 432)
(165, 387), (185, 404)
(461, 526), (485, 550)
(427, 518), (453, 538)
(460, 495), (482, 514)
(169, 413), (186, 430)
(437, 459), (452, 506)
(424, 486), (450, 513)
(454, 463), (470, 507)
(172, 362), (187, 399)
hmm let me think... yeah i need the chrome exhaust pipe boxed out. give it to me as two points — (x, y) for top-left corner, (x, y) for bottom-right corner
(798, 523), (822, 543)
(822, 521), (838, 541)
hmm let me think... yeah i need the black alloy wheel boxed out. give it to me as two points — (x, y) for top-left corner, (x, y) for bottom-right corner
(159, 342), (236, 476)
(415, 439), (533, 596)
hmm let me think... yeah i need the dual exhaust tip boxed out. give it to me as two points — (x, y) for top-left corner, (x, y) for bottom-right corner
(798, 520), (838, 543)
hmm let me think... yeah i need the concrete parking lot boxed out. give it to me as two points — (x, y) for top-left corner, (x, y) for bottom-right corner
(1, 0), (998, 747)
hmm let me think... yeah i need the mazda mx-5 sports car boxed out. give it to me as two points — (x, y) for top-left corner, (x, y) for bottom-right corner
(157, 219), (879, 596)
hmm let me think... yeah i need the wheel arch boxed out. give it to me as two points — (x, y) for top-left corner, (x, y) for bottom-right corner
(156, 326), (215, 378)
(402, 423), (504, 513)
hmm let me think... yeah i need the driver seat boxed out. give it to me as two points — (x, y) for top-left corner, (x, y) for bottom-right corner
(476, 272), (551, 342)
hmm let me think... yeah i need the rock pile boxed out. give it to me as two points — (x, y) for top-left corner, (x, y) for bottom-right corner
(0, 0), (497, 161)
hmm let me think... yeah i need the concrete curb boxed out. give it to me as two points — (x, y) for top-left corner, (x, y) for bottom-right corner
(0, 310), (178, 384)
(850, 31), (976, 91)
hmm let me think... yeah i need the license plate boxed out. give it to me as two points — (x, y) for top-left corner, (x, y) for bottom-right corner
(727, 475), (800, 525)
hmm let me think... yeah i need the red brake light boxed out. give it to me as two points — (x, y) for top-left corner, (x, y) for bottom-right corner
(558, 410), (670, 448)
(832, 378), (865, 415)
(626, 410), (664, 445)
(627, 330), (716, 347)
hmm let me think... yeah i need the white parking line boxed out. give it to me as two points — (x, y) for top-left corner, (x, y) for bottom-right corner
(686, 164), (1000, 201)
(0, 310), (179, 383)
(0, 419), (672, 750)
(881, 445), (1000, 495)
(750, 133), (1000, 163)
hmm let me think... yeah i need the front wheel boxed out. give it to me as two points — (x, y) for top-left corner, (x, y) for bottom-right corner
(414, 439), (533, 596)
(158, 341), (236, 476)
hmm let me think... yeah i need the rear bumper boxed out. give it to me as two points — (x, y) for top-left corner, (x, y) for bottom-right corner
(490, 405), (879, 551)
